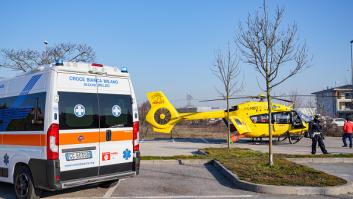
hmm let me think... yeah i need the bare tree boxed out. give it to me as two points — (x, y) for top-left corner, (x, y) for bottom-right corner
(315, 97), (327, 116)
(0, 43), (95, 72)
(236, 1), (310, 165)
(288, 90), (303, 109)
(212, 44), (241, 149)
(304, 96), (317, 116)
(138, 101), (151, 138)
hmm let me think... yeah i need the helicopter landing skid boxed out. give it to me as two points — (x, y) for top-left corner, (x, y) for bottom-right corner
(277, 132), (304, 144)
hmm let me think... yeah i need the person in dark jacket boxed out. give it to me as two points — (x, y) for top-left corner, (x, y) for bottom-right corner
(309, 114), (328, 154)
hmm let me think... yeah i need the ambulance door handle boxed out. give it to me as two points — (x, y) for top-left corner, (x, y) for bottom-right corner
(106, 130), (112, 141)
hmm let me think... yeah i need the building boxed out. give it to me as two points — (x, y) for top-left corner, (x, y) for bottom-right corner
(312, 85), (353, 118)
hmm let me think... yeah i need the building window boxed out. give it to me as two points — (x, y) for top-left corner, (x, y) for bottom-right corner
(345, 92), (353, 99)
(345, 102), (353, 110)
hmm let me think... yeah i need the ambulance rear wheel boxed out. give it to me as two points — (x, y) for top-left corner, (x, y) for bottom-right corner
(99, 179), (119, 188)
(14, 166), (40, 199)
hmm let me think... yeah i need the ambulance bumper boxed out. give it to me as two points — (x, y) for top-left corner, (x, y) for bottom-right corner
(60, 171), (136, 189)
(29, 156), (140, 191)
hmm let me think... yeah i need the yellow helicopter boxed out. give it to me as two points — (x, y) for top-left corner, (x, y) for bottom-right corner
(145, 91), (310, 144)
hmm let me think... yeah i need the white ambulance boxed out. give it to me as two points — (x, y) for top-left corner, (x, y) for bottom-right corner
(0, 62), (140, 199)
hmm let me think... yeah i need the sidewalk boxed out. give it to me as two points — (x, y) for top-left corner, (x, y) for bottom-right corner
(140, 137), (353, 156)
(234, 137), (353, 155)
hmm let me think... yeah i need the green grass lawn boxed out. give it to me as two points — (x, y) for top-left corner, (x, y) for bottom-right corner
(204, 148), (347, 187)
(141, 147), (348, 187)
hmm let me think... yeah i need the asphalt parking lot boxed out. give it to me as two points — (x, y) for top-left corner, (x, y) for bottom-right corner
(2, 160), (353, 199)
(2, 137), (353, 199)
(1, 161), (254, 199)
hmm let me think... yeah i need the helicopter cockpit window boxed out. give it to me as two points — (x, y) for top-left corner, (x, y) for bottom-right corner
(296, 111), (312, 122)
(291, 111), (304, 128)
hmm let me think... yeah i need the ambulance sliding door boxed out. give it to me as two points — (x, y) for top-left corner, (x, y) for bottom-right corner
(97, 76), (134, 175)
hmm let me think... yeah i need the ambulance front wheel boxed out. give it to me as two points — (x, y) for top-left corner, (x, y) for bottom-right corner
(99, 179), (119, 188)
(14, 165), (41, 199)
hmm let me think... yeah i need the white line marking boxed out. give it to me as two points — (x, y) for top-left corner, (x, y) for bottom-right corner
(60, 195), (254, 199)
(201, 138), (209, 144)
(103, 180), (121, 198)
(108, 196), (254, 199)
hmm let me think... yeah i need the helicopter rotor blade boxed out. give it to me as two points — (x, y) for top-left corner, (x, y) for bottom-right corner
(199, 96), (260, 102)
(199, 93), (338, 103)
(199, 98), (225, 102)
(272, 94), (341, 98)
(227, 96), (260, 100)
(271, 97), (293, 103)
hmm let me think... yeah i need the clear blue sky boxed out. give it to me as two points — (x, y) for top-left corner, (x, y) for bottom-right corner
(1, 0), (352, 108)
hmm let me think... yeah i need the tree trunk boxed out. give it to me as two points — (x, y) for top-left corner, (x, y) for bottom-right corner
(266, 84), (273, 166)
(226, 95), (230, 149)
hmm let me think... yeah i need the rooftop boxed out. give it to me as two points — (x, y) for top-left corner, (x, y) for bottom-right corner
(312, 84), (352, 95)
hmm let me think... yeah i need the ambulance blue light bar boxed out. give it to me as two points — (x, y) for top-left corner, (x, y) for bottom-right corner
(121, 67), (128, 73)
(55, 59), (64, 66)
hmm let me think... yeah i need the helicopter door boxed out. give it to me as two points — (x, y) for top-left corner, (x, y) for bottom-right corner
(272, 112), (290, 134)
(291, 111), (304, 129)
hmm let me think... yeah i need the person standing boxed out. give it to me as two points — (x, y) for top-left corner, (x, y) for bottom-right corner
(343, 117), (353, 148)
(309, 114), (328, 154)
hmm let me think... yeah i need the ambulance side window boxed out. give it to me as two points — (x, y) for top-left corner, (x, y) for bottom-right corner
(0, 98), (5, 129)
(0, 99), (4, 126)
(58, 92), (99, 130)
(0, 92), (46, 131)
(99, 94), (133, 128)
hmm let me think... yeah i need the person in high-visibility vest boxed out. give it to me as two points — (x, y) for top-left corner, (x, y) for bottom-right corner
(343, 117), (353, 148)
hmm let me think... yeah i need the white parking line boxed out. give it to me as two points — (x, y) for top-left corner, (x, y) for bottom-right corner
(59, 195), (254, 199)
(103, 180), (122, 198)
(61, 195), (255, 199)
(201, 138), (209, 144)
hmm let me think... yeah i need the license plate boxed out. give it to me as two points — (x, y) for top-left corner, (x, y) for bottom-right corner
(65, 151), (92, 161)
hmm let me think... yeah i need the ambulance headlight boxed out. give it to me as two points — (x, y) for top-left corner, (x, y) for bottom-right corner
(121, 66), (128, 73)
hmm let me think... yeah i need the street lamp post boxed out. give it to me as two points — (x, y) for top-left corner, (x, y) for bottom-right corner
(351, 40), (353, 118)
(44, 41), (48, 64)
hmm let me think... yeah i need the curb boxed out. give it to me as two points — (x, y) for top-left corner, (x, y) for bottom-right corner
(212, 160), (353, 195)
(141, 159), (210, 165)
(288, 158), (353, 164)
(198, 149), (208, 155)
